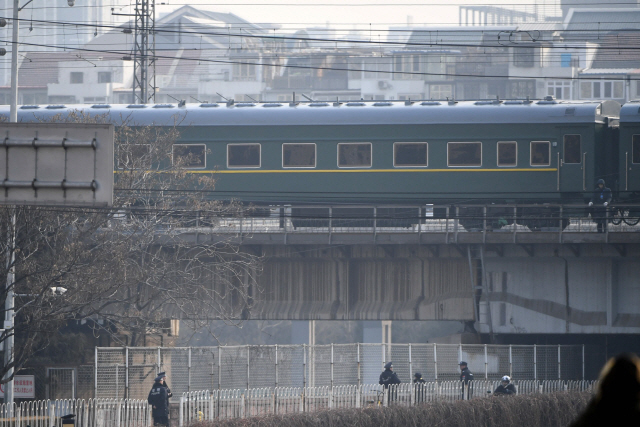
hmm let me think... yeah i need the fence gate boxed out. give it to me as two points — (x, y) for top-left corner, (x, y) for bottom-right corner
(47, 367), (75, 400)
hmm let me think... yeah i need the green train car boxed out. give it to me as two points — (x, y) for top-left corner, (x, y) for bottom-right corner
(3, 98), (630, 228)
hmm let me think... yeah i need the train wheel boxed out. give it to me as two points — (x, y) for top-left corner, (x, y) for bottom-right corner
(622, 209), (640, 226)
(610, 208), (623, 225)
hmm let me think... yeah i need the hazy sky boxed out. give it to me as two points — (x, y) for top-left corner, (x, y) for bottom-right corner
(154, 0), (563, 31)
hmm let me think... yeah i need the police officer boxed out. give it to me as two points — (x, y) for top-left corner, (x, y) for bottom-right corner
(413, 372), (426, 403)
(494, 375), (517, 395)
(379, 362), (401, 403)
(148, 372), (172, 426)
(459, 361), (474, 400)
(589, 179), (612, 233)
(379, 361), (401, 388)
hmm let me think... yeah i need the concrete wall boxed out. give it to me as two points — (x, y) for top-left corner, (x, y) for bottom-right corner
(242, 243), (640, 335)
(481, 245), (640, 334)
(250, 245), (475, 321)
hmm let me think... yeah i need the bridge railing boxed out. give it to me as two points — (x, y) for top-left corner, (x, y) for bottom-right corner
(179, 380), (598, 425)
(170, 203), (640, 236)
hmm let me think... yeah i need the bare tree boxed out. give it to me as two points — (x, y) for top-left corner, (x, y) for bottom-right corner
(0, 112), (262, 382)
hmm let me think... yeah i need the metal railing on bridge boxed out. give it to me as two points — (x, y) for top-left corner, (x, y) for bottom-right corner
(163, 203), (640, 244)
(178, 380), (598, 425)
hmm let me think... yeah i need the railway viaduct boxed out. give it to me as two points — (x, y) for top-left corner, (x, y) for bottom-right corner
(168, 210), (640, 352)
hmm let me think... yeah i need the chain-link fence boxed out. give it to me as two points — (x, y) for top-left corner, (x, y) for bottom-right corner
(96, 344), (587, 400)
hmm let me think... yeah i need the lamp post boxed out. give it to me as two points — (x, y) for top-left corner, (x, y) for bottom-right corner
(3, 0), (74, 406)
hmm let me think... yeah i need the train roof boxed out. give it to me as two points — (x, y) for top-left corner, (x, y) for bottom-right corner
(0, 99), (618, 127)
(620, 101), (640, 123)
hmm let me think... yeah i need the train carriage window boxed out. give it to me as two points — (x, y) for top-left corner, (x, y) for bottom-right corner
(633, 135), (640, 164)
(283, 143), (316, 168)
(497, 141), (517, 167)
(228, 144), (261, 168)
(172, 144), (206, 169)
(447, 142), (482, 167)
(530, 141), (551, 166)
(394, 142), (428, 167)
(563, 135), (581, 164)
(117, 144), (151, 169)
(338, 143), (372, 168)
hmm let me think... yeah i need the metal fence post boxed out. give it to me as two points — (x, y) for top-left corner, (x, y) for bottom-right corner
(179, 394), (184, 427)
(382, 344), (386, 368)
(275, 344), (279, 389)
(157, 347), (162, 379)
(330, 344), (334, 389)
(484, 344), (488, 379)
(373, 206), (377, 242)
(582, 345), (585, 380)
(303, 344), (307, 389)
(558, 345), (561, 380)
(509, 345), (513, 378)
(454, 206), (459, 243)
(434, 343), (438, 381)
(445, 206), (449, 241)
(188, 347), (192, 393)
(218, 346), (222, 391)
(125, 347), (129, 400)
(534, 344), (537, 381)
(247, 345), (250, 391)
(357, 343), (361, 388)
(408, 344), (413, 384)
(94, 347), (98, 399)
(329, 207), (333, 244)
(483, 205), (487, 242)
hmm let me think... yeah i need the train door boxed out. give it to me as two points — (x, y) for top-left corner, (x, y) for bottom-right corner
(626, 134), (640, 195)
(559, 134), (584, 194)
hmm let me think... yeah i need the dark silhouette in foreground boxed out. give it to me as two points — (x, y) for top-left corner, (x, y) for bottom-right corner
(570, 353), (640, 426)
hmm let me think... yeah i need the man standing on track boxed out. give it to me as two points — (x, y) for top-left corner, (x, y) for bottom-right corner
(589, 179), (612, 233)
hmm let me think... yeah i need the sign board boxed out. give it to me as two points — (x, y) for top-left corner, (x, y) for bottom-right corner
(0, 123), (114, 206)
(0, 375), (35, 398)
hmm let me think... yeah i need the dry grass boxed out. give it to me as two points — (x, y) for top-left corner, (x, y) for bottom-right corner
(191, 391), (592, 427)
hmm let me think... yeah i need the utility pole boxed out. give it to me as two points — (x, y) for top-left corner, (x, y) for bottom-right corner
(132, 0), (155, 103)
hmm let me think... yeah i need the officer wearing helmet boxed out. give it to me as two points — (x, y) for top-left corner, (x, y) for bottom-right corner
(494, 375), (517, 395)
(588, 179), (612, 233)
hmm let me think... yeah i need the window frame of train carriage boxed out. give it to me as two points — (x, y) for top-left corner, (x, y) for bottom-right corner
(530, 141), (551, 166)
(282, 143), (317, 168)
(563, 135), (581, 164)
(496, 141), (517, 167)
(447, 141), (482, 167)
(172, 144), (207, 169)
(116, 143), (151, 170)
(393, 142), (428, 167)
(633, 135), (640, 164)
(337, 142), (372, 168)
(227, 143), (261, 168)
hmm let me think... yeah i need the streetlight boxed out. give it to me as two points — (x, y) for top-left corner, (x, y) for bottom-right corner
(2, 1), (74, 407)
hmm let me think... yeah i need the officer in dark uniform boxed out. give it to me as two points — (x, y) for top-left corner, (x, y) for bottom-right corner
(379, 361), (401, 388)
(148, 372), (172, 426)
(589, 179), (612, 233)
(413, 372), (426, 403)
(459, 361), (474, 400)
(379, 361), (401, 402)
(493, 375), (517, 395)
